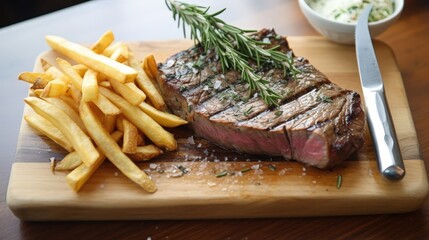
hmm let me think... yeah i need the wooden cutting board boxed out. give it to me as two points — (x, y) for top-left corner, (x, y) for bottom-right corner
(7, 37), (428, 221)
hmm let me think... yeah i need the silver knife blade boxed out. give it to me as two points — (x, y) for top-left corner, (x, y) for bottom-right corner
(355, 4), (405, 180)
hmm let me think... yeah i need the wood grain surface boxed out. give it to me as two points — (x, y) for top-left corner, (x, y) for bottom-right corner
(1, 0), (429, 239)
(7, 38), (428, 220)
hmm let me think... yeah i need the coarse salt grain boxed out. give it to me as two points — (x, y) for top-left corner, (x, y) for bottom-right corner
(207, 181), (217, 187)
(149, 163), (158, 170)
(187, 136), (195, 145)
(197, 143), (202, 148)
(214, 80), (222, 89)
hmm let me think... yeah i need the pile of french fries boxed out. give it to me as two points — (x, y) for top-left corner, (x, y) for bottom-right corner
(19, 30), (188, 193)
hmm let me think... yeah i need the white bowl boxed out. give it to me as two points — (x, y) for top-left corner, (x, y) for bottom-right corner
(298, 0), (404, 44)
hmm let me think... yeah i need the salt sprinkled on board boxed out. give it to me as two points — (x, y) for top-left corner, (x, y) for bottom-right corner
(187, 136), (195, 145)
(214, 80), (222, 89)
(207, 181), (217, 187)
(149, 163), (158, 170)
(251, 164), (260, 170)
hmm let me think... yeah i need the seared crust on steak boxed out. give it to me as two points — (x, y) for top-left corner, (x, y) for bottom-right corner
(158, 29), (365, 169)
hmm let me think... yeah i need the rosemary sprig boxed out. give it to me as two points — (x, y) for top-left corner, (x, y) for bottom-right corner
(165, 0), (300, 106)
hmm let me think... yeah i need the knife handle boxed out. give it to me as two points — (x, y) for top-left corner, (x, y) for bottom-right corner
(364, 90), (406, 180)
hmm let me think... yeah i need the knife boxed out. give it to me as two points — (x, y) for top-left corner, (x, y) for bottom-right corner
(355, 4), (405, 180)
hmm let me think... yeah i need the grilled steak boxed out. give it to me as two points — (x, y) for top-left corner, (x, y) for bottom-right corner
(158, 29), (365, 169)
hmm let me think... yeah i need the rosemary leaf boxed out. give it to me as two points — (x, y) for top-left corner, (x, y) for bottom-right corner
(337, 174), (342, 189)
(216, 170), (228, 178)
(165, 0), (300, 106)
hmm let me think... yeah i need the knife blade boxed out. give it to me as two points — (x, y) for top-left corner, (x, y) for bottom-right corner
(355, 4), (405, 180)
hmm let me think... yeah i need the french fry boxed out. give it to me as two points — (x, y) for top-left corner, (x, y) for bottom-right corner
(103, 114), (117, 134)
(46, 35), (137, 83)
(108, 77), (144, 105)
(122, 118), (138, 154)
(99, 87), (177, 151)
(72, 64), (88, 77)
(24, 114), (74, 152)
(24, 97), (100, 167)
(31, 78), (50, 90)
(82, 68), (99, 102)
(91, 30), (114, 54)
(142, 54), (159, 81)
(92, 93), (121, 115)
(69, 84), (82, 104)
(30, 89), (44, 97)
(55, 151), (81, 171)
(40, 78), (69, 98)
(97, 72), (108, 82)
(110, 43), (129, 63)
(137, 132), (145, 146)
(127, 145), (162, 162)
(102, 41), (122, 57)
(56, 58), (83, 91)
(66, 131), (124, 191)
(56, 58), (120, 115)
(115, 115), (124, 131)
(40, 58), (52, 71)
(18, 72), (54, 84)
(139, 101), (188, 128)
(45, 66), (68, 79)
(78, 102), (157, 192)
(142, 60), (153, 79)
(56, 129), (123, 172)
(43, 97), (87, 133)
(129, 52), (165, 110)
(125, 82), (146, 101)
(99, 80), (111, 88)
(59, 96), (79, 112)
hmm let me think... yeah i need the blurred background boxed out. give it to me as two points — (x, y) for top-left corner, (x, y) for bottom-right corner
(0, 0), (90, 28)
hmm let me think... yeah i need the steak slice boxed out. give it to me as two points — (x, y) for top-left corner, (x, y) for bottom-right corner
(158, 29), (365, 169)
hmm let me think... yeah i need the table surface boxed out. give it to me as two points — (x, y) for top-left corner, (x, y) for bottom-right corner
(1, 0), (428, 239)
